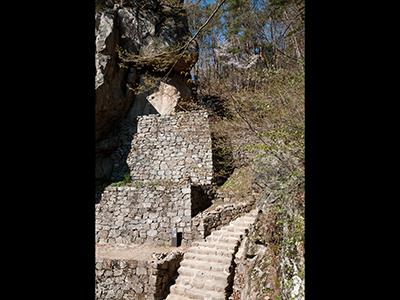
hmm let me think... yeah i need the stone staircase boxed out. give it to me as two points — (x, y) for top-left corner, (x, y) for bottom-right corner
(166, 209), (258, 300)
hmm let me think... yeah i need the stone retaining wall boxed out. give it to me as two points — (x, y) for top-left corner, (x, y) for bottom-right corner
(96, 182), (192, 245)
(96, 251), (183, 300)
(127, 111), (213, 185)
(191, 201), (255, 240)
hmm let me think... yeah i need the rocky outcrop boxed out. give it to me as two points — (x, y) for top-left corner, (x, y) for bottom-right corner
(147, 82), (180, 115)
(95, 0), (198, 181)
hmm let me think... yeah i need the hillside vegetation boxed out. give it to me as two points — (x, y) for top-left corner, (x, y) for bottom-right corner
(184, 0), (305, 298)
(197, 62), (304, 300)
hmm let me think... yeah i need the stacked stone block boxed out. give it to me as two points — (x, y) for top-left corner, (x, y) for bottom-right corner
(96, 111), (214, 245)
(96, 111), (215, 299)
(96, 250), (183, 300)
(191, 201), (255, 241)
(96, 182), (192, 245)
(127, 111), (213, 185)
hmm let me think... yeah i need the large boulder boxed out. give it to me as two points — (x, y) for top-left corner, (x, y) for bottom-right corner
(95, 0), (198, 181)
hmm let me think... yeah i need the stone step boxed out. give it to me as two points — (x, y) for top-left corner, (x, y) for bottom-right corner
(166, 294), (190, 300)
(180, 259), (228, 273)
(227, 225), (252, 232)
(183, 252), (232, 265)
(180, 276), (228, 293)
(231, 216), (255, 223)
(193, 241), (238, 250)
(209, 230), (243, 239)
(187, 246), (233, 258)
(205, 235), (239, 244)
(224, 225), (249, 233)
(175, 274), (193, 286)
(166, 210), (258, 300)
(175, 273), (227, 293)
(238, 215), (257, 221)
(178, 266), (228, 282)
(230, 217), (255, 224)
(230, 220), (254, 227)
(170, 284), (225, 300)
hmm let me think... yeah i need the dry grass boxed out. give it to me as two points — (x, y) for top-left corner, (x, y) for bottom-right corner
(198, 66), (304, 172)
(195, 64), (305, 299)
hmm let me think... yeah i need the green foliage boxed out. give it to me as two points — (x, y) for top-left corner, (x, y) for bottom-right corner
(242, 143), (272, 153)
(111, 173), (132, 187)
(187, 0), (304, 81)
(134, 180), (144, 189)
(220, 166), (253, 198)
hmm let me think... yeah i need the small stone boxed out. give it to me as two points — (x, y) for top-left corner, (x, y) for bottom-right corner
(143, 202), (152, 208)
(98, 230), (108, 239)
(132, 282), (144, 293)
(172, 216), (181, 224)
(149, 275), (157, 285)
(182, 216), (191, 223)
(106, 290), (115, 298)
(127, 260), (138, 269)
(147, 229), (158, 237)
(136, 267), (147, 276)
(182, 187), (191, 194)
(113, 269), (123, 276)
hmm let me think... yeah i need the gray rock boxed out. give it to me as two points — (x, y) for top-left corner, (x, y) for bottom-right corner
(132, 282), (144, 293)
(95, 1), (198, 181)
(147, 229), (158, 237)
(136, 267), (147, 276)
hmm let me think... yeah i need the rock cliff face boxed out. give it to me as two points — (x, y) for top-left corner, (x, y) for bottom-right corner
(95, 0), (198, 181)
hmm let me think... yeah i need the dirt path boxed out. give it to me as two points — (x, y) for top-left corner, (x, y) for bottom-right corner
(96, 243), (189, 261)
